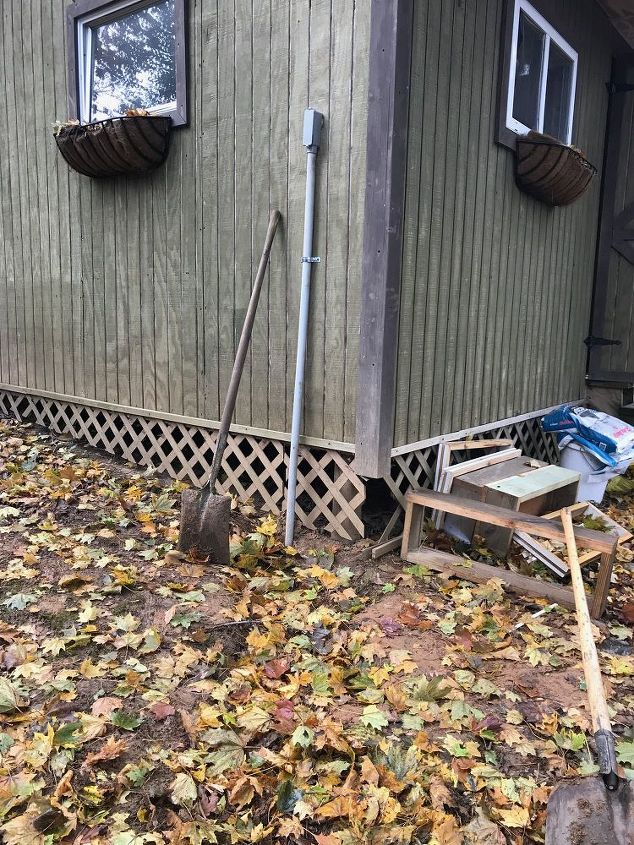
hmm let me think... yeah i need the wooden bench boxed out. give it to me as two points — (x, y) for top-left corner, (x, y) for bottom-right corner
(401, 489), (618, 618)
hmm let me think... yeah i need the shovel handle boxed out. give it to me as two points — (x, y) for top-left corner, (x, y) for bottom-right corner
(561, 508), (618, 788)
(206, 210), (282, 490)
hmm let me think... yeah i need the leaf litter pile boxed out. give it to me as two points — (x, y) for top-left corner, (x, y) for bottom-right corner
(0, 419), (633, 845)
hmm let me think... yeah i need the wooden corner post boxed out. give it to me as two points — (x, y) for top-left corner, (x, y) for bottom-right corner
(353, 0), (413, 479)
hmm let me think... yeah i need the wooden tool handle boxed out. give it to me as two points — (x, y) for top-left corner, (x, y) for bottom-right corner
(206, 210), (281, 490)
(561, 509), (611, 735)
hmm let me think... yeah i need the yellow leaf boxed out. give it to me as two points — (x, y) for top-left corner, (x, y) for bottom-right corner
(368, 665), (392, 686)
(257, 515), (278, 537)
(431, 813), (462, 845)
(492, 806), (530, 828)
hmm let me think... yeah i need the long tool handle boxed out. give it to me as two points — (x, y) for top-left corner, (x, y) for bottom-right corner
(206, 209), (281, 491)
(561, 508), (619, 789)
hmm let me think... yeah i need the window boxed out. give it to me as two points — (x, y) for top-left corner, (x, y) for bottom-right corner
(66, 0), (187, 127)
(498, 0), (577, 147)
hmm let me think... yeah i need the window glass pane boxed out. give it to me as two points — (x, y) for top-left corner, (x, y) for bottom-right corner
(543, 43), (574, 141)
(512, 11), (544, 131)
(90, 0), (176, 122)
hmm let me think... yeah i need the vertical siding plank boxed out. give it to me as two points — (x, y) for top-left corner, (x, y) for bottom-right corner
(416, 0), (445, 439)
(395, 0), (426, 448)
(267, 0), (290, 432)
(115, 184), (131, 407)
(0, 3), (18, 385)
(166, 135), (184, 415)
(323, 0), (354, 441)
(216, 0), (236, 420)
(343, 0), (369, 443)
(152, 169), (169, 412)
(25, 1), (48, 392)
(250, 0), (272, 428)
(303, 0), (331, 438)
(180, 6), (199, 418)
(285, 0), (310, 432)
(8, 3), (30, 388)
(201, 0), (220, 421)
(233, 0), (254, 424)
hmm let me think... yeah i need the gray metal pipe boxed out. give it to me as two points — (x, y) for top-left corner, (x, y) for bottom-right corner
(285, 110), (324, 547)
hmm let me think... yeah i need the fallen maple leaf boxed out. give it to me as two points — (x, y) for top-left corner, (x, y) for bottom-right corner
(264, 658), (290, 679)
(82, 736), (128, 768)
(147, 701), (176, 720)
(91, 697), (122, 717)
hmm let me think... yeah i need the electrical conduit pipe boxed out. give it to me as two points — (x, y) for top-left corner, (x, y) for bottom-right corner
(285, 109), (324, 547)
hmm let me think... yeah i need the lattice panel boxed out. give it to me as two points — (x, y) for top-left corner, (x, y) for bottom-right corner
(0, 390), (365, 541)
(387, 415), (559, 505)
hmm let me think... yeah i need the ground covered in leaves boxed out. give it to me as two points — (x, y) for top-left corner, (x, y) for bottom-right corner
(0, 419), (633, 845)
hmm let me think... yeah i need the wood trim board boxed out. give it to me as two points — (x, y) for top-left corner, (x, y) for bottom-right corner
(354, 0), (414, 478)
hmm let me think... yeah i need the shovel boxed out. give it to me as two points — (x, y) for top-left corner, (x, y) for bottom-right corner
(178, 209), (281, 565)
(545, 508), (634, 845)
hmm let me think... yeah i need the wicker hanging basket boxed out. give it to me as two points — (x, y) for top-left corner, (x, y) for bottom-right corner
(54, 115), (172, 179)
(515, 131), (596, 207)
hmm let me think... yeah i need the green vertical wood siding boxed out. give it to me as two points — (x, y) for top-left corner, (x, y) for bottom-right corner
(0, 0), (369, 444)
(395, 0), (615, 447)
(598, 62), (634, 377)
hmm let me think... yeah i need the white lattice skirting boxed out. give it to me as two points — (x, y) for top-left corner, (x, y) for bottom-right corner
(0, 390), (365, 540)
(0, 389), (560, 541)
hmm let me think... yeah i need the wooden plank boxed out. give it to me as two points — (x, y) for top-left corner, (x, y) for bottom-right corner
(343, 0), (371, 443)
(23, 0), (46, 393)
(179, 10), (198, 419)
(284, 0), (309, 435)
(323, 0), (354, 441)
(354, 0), (414, 478)
(266, 0), (290, 433)
(403, 546), (577, 611)
(372, 536), (402, 559)
(233, 0), (253, 426)
(395, 0), (427, 447)
(485, 465), (580, 503)
(303, 0), (330, 439)
(216, 0), (236, 423)
(115, 182), (130, 407)
(249, 0), (272, 430)
(442, 448), (522, 479)
(405, 489), (618, 553)
(200, 0), (219, 421)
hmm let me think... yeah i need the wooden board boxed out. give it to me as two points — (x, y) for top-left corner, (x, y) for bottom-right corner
(485, 465), (580, 503)
(404, 489), (618, 554)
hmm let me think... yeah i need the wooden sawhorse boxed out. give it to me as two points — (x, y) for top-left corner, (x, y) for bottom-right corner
(401, 489), (618, 618)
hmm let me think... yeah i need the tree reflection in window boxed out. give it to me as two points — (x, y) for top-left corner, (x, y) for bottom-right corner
(90, 0), (176, 122)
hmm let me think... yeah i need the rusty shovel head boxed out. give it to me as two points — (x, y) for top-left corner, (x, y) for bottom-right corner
(178, 488), (231, 566)
(545, 777), (634, 845)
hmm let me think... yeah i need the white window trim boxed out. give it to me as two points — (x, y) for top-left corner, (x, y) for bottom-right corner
(76, 0), (176, 125)
(505, 0), (578, 144)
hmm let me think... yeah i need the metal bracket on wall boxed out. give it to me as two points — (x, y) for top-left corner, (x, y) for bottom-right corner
(584, 336), (621, 348)
(301, 256), (320, 263)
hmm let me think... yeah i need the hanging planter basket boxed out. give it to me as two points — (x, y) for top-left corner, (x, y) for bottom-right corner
(54, 115), (172, 179)
(515, 131), (596, 207)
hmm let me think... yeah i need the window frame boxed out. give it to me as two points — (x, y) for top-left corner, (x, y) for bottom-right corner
(66, 0), (188, 128)
(497, 0), (578, 149)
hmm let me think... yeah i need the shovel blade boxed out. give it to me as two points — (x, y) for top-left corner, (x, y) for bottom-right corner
(178, 488), (231, 566)
(546, 777), (634, 845)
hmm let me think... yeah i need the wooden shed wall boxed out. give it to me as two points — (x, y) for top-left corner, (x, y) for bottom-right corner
(394, 0), (615, 447)
(0, 0), (369, 445)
